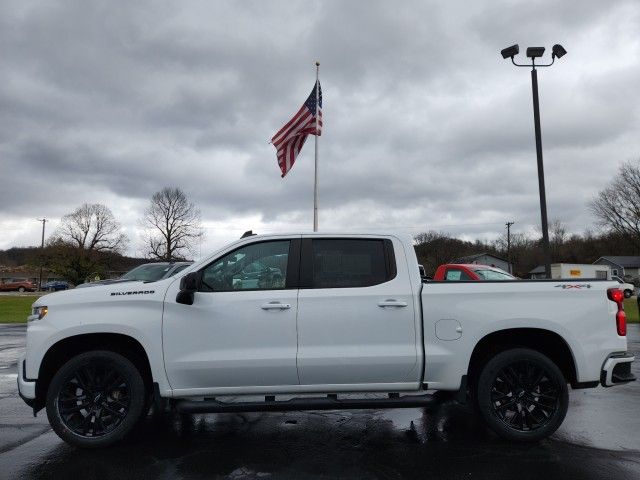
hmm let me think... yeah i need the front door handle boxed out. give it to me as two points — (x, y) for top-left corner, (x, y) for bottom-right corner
(261, 302), (291, 310)
(377, 299), (408, 308)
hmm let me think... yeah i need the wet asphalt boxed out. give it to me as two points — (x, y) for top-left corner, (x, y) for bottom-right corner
(0, 323), (638, 480)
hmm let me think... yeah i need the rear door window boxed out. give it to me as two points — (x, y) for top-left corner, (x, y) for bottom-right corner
(306, 239), (394, 288)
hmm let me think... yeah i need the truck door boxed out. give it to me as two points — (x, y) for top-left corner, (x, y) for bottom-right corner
(296, 237), (419, 387)
(162, 238), (300, 392)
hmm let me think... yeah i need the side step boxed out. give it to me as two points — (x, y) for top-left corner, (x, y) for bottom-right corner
(174, 393), (438, 414)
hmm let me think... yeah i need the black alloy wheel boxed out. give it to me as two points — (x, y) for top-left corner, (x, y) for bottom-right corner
(57, 362), (131, 437)
(46, 351), (146, 448)
(477, 348), (568, 442)
(490, 361), (560, 431)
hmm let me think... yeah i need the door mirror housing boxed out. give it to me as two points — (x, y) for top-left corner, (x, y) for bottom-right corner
(176, 272), (198, 305)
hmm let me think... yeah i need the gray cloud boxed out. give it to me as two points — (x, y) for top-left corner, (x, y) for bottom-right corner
(1, 0), (639, 254)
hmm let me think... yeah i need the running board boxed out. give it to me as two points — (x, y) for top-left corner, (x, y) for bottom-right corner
(174, 393), (438, 414)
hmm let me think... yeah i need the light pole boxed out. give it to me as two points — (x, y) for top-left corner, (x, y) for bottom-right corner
(501, 44), (567, 279)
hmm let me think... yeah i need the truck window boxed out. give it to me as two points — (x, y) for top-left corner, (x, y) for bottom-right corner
(309, 239), (390, 288)
(473, 269), (514, 280)
(200, 241), (289, 292)
(445, 269), (472, 281)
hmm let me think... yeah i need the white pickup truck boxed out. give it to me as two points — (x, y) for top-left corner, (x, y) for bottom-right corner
(18, 232), (635, 448)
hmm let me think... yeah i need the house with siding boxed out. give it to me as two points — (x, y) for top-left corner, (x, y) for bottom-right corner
(593, 256), (640, 279)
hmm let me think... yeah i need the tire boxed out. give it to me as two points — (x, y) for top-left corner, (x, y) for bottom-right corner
(46, 350), (146, 448)
(624, 289), (632, 299)
(476, 348), (568, 442)
(18, 287), (25, 293)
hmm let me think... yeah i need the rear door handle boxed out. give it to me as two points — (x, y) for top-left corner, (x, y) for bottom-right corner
(261, 302), (291, 310)
(377, 299), (408, 308)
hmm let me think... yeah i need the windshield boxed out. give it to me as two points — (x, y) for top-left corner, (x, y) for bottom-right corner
(473, 268), (515, 280)
(169, 264), (191, 277)
(121, 264), (172, 282)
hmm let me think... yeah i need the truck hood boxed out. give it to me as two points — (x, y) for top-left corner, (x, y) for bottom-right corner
(33, 278), (175, 307)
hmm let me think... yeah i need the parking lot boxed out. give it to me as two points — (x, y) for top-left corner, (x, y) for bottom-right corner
(0, 323), (638, 480)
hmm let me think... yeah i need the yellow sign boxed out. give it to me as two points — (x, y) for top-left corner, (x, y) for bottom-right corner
(570, 269), (581, 277)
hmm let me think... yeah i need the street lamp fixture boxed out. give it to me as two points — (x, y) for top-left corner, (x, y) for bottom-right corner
(552, 44), (567, 60)
(501, 44), (519, 59)
(526, 47), (545, 59)
(501, 43), (567, 279)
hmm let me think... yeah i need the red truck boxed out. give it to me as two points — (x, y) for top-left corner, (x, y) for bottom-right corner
(0, 279), (36, 292)
(433, 264), (516, 281)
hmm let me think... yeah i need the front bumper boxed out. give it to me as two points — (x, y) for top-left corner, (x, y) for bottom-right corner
(17, 356), (36, 404)
(601, 353), (636, 387)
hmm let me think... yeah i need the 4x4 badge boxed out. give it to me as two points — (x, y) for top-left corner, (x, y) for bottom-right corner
(554, 284), (591, 289)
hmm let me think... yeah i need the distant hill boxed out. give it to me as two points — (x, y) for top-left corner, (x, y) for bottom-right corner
(0, 246), (149, 273)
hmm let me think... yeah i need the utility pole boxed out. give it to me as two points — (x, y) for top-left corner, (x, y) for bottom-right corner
(36, 218), (47, 291)
(505, 221), (515, 274)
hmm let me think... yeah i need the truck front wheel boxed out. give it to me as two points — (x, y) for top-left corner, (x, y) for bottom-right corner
(46, 350), (146, 448)
(476, 348), (568, 442)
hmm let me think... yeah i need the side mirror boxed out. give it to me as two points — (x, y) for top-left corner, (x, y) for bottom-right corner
(176, 272), (198, 305)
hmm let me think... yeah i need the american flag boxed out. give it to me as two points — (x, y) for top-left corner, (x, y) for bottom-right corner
(271, 81), (322, 177)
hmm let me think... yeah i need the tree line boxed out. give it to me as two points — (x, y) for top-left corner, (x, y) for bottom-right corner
(414, 226), (637, 279)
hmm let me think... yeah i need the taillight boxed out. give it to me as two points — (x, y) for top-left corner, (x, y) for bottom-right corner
(607, 288), (627, 336)
(607, 288), (624, 303)
(616, 311), (627, 336)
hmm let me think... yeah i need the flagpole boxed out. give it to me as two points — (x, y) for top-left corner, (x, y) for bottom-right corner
(313, 61), (320, 232)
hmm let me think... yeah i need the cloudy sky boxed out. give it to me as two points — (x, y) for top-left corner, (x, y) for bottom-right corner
(1, 0), (639, 258)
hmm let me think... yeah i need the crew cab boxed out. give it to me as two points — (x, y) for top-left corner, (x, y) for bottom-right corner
(18, 232), (635, 448)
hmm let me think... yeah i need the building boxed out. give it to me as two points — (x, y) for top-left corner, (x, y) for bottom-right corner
(593, 256), (640, 279)
(528, 265), (546, 279)
(451, 253), (513, 274)
(528, 263), (611, 280)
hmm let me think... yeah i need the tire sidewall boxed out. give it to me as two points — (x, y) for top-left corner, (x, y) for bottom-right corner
(46, 350), (146, 448)
(476, 348), (568, 442)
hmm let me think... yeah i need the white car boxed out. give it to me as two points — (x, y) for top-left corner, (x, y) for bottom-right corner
(612, 275), (636, 298)
(18, 232), (635, 448)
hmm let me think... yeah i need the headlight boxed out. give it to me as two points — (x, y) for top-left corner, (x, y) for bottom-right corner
(31, 306), (48, 321)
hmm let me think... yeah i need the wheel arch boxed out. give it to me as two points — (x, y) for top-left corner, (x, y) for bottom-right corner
(34, 333), (154, 412)
(467, 328), (578, 387)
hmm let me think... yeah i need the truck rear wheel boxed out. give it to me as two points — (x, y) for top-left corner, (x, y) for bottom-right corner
(46, 350), (146, 448)
(476, 348), (568, 442)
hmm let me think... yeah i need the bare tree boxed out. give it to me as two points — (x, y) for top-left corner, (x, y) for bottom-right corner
(47, 203), (127, 284)
(142, 187), (203, 261)
(56, 203), (127, 252)
(493, 231), (536, 274)
(590, 160), (640, 251)
(549, 219), (568, 261)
